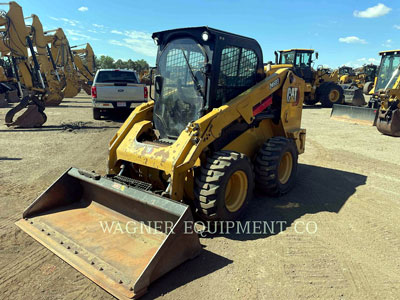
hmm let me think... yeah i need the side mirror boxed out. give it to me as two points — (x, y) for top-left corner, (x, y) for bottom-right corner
(315, 52), (319, 60)
(154, 75), (163, 95)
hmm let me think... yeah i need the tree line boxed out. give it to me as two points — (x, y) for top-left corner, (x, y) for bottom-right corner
(95, 56), (150, 74)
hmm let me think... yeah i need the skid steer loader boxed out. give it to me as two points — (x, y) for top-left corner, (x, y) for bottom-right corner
(267, 49), (343, 107)
(17, 27), (306, 299)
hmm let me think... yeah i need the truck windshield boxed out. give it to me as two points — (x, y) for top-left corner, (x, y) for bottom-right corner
(375, 54), (400, 91)
(96, 71), (138, 83)
(154, 38), (206, 139)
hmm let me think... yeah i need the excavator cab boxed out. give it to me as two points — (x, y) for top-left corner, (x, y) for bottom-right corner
(151, 27), (265, 139)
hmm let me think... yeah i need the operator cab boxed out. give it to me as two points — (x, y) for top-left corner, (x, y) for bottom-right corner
(338, 66), (355, 76)
(363, 64), (377, 82)
(277, 49), (316, 83)
(375, 50), (400, 92)
(151, 27), (264, 139)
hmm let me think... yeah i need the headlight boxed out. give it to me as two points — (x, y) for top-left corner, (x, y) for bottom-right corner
(201, 31), (209, 42)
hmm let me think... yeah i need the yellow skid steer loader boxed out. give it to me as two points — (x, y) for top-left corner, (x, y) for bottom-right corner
(17, 27), (306, 299)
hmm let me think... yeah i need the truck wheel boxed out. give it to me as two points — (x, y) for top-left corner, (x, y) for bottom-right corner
(363, 82), (374, 95)
(93, 108), (101, 120)
(254, 137), (298, 196)
(194, 151), (254, 221)
(318, 83), (344, 108)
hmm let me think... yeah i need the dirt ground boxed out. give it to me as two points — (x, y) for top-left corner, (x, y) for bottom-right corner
(1, 94), (399, 300)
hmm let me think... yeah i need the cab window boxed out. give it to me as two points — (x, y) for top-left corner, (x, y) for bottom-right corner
(295, 52), (311, 68)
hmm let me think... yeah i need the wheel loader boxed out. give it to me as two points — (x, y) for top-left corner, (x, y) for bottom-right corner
(267, 48), (343, 107)
(16, 27), (306, 299)
(331, 50), (400, 127)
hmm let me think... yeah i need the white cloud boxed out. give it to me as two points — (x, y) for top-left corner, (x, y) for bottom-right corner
(65, 29), (98, 41)
(108, 30), (156, 57)
(345, 57), (379, 68)
(353, 3), (391, 18)
(111, 30), (123, 35)
(93, 23), (104, 28)
(339, 36), (367, 44)
(50, 16), (80, 27)
(382, 39), (393, 48)
(394, 25), (400, 30)
(78, 6), (88, 12)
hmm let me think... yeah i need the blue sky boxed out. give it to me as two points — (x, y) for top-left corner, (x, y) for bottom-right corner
(16, 0), (400, 68)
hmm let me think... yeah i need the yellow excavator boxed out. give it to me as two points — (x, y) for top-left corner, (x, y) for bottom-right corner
(27, 14), (64, 105)
(268, 49), (343, 107)
(71, 43), (95, 95)
(17, 27), (306, 299)
(44, 28), (81, 99)
(1, 1), (48, 127)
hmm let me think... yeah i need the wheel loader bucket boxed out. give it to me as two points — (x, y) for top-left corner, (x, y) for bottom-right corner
(330, 104), (379, 126)
(341, 84), (366, 106)
(15, 167), (202, 299)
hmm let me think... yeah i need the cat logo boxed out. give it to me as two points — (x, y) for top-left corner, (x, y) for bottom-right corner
(287, 87), (299, 105)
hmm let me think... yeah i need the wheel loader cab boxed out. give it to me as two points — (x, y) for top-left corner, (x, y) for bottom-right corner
(278, 49), (314, 83)
(151, 27), (264, 139)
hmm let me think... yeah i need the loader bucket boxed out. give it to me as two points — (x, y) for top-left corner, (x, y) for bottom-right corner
(376, 108), (400, 136)
(341, 84), (366, 106)
(16, 168), (202, 299)
(330, 104), (379, 126)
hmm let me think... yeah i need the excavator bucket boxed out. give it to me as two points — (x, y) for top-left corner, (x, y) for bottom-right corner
(15, 167), (202, 299)
(330, 104), (379, 126)
(5, 104), (47, 128)
(63, 82), (81, 99)
(376, 108), (400, 136)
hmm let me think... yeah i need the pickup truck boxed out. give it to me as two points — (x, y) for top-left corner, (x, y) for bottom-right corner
(91, 69), (148, 119)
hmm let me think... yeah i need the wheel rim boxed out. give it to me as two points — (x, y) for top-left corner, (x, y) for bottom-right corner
(224, 170), (248, 213)
(278, 152), (293, 184)
(329, 89), (340, 102)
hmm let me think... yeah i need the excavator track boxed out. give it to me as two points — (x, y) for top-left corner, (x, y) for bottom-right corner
(5, 96), (47, 128)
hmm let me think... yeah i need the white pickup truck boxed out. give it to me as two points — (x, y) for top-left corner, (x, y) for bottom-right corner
(91, 69), (148, 119)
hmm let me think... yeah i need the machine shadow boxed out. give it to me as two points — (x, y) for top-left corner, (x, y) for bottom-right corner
(0, 157), (22, 161)
(302, 105), (324, 109)
(143, 248), (232, 300)
(210, 163), (367, 241)
(0, 123), (120, 132)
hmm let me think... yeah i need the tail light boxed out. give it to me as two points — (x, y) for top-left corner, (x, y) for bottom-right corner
(91, 86), (97, 98)
(144, 86), (148, 99)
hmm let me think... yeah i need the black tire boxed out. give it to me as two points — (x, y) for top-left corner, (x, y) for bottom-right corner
(254, 137), (298, 196)
(363, 81), (374, 95)
(194, 151), (254, 221)
(93, 108), (101, 120)
(317, 82), (344, 108)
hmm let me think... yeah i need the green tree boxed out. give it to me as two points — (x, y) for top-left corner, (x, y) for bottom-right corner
(96, 55), (116, 69)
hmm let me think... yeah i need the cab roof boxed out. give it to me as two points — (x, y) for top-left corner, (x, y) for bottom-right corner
(379, 50), (400, 55)
(279, 49), (314, 53)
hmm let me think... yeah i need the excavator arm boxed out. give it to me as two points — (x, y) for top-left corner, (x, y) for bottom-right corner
(0, 1), (47, 127)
